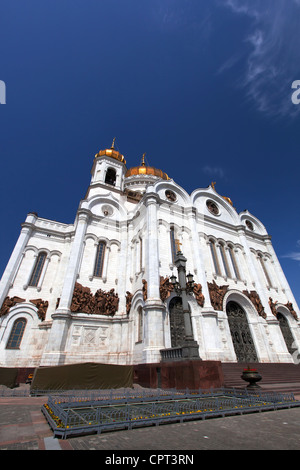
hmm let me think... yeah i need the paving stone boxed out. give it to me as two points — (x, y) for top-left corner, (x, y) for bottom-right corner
(1, 396), (300, 450)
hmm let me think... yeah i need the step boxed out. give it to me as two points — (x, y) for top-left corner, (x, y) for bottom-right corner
(221, 363), (300, 394)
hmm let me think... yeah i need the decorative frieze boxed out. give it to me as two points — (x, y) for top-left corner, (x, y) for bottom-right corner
(29, 298), (49, 321)
(0, 296), (25, 317)
(242, 290), (266, 319)
(70, 282), (119, 316)
(207, 280), (229, 311)
(0, 295), (48, 321)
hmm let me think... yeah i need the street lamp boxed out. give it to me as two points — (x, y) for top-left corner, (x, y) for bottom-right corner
(170, 244), (200, 360)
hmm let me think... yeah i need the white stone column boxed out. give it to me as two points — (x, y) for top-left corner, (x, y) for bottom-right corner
(143, 192), (165, 363)
(56, 210), (90, 313)
(145, 193), (161, 300)
(187, 208), (212, 309)
(41, 210), (90, 366)
(0, 212), (36, 308)
(116, 221), (128, 316)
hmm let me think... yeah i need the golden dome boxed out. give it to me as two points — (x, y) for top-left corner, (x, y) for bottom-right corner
(211, 182), (233, 206)
(125, 153), (170, 180)
(223, 196), (233, 206)
(95, 138), (126, 164)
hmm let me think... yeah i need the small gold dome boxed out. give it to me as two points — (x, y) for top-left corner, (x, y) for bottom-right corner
(95, 138), (126, 164)
(223, 196), (233, 206)
(125, 153), (170, 180)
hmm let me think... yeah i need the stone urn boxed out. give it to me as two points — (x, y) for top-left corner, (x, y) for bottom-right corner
(241, 368), (262, 389)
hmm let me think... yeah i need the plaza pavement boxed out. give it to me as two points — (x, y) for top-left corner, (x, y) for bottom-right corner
(1, 392), (300, 451)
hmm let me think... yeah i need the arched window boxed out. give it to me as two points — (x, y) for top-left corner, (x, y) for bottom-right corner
(228, 245), (240, 280)
(170, 226), (177, 263)
(219, 243), (231, 277)
(139, 236), (143, 272)
(258, 253), (272, 287)
(209, 240), (221, 275)
(6, 318), (27, 349)
(137, 306), (143, 342)
(94, 242), (106, 277)
(29, 252), (47, 287)
(105, 168), (116, 186)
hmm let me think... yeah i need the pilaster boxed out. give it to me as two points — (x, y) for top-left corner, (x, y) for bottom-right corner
(56, 209), (90, 313)
(0, 212), (37, 308)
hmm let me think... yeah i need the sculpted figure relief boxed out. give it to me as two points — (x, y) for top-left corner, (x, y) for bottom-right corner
(269, 297), (278, 317)
(126, 291), (133, 315)
(0, 296), (25, 318)
(285, 301), (298, 320)
(70, 282), (119, 316)
(159, 276), (174, 302)
(193, 283), (205, 307)
(208, 280), (228, 311)
(142, 279), (147, 301)
(0, 295), (48, 321)
(30, 298), (49, 321)
(243, 290), (266, 319)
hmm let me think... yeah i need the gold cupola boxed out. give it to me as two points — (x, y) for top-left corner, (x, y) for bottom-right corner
(211, 182), (233, 206)
(95, 138), (126, 164)
(125, 153), (170, 180)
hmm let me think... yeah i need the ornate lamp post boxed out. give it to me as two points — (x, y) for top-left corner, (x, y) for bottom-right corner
(170, 242), (200, 360)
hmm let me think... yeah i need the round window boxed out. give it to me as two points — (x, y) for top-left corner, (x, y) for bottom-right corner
(245, 220), (254, 231)
(165, 190), (177, 202)
(206, 200), (219, 215)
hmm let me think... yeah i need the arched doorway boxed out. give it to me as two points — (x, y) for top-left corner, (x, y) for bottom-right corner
(169, 297), (185, 348)
(226, 301), (258, 362)
(277, 313), (295, 355)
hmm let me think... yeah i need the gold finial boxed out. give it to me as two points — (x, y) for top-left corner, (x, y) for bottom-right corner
(111, 137), (116, 149)
(141, 153), (146, 166)
(175, 239), (182, 253)
(211, 181), (216, 190)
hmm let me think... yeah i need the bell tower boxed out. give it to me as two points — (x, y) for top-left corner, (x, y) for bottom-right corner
(90, 138), (127, 192)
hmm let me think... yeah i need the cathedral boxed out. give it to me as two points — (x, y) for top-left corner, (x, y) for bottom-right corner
(0, 141), (299, 372)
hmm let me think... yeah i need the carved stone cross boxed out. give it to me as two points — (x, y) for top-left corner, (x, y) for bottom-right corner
(175, 239), (182, 253)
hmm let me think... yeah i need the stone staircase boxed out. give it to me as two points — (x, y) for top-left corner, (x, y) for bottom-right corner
(221, 362), (300, 396)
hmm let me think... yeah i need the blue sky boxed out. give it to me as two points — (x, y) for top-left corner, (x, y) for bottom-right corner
(1, 0), (300, 307)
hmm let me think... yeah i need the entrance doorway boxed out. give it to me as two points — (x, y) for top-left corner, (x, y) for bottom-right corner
(226, 301), (258, 362)
(277, 313), (295, 355)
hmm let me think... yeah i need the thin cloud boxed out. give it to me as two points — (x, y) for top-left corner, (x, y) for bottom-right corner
(282, 240), (300, 262)
(282, 252), (300, 262)
(202, 166), (225, 179)
(221, 0), (300, 118)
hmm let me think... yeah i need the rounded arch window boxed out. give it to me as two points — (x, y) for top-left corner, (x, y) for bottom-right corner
(94, 241), (106, 277)
(29, 251), (47, 287)
(105, 168), (116, 186)
(6, 318), (27, 349)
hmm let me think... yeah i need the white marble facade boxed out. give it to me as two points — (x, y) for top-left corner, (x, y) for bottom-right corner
(0, 144), (299, 368)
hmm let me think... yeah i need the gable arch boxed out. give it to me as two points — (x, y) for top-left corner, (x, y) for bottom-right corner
(83, 193), (127, 220)
(153, 180), (191, 207)
(191, 188), (240, 225)
(239, 211), (268, 235)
